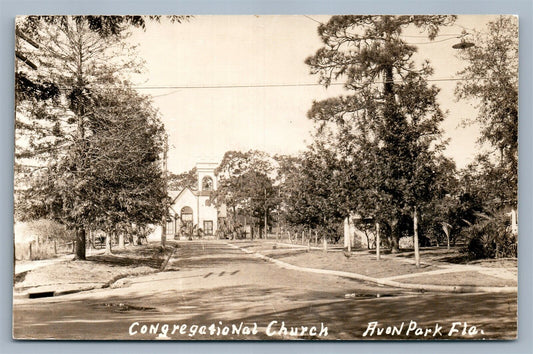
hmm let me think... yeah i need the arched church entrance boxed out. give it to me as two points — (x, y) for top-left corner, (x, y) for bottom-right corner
(180, 206), (194, 236)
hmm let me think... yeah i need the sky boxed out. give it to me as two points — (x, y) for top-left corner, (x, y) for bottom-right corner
(128, 15), (499, 174)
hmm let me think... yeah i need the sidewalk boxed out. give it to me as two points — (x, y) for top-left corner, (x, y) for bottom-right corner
(15, 254), (73, 275)
(14, 248), (107, 275)
(227, 241), (517, 294)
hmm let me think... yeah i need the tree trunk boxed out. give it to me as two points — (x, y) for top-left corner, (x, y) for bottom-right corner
(118, 232), (125, 249)
(264, 209), (268, 239)
(384, 65), (394, 95)
(161, 217), (167, 249)
(73, 227), (86, 260)
(413, 208), (420, 268)
(390, 219), (400, 253)
(105, 231), (113, 255)
(442, 223), (451, 251)
(376, 222), (380, 261)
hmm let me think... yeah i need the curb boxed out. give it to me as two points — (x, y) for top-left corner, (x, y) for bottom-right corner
(227, 243), (517, 294)
(14, 284), (106, 299)
(16, 246), (179, 299)
(54, 284), (105, 296)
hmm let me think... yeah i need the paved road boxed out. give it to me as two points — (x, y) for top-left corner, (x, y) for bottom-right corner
(13, 241), (517, 340)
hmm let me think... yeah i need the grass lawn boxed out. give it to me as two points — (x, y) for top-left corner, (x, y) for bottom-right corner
(228, 240), (517, 286)
(14, 243), (174, 291)
(398, 270), (517, 287)
(231, 240), (440, 278)
(273, 250), (439, 278)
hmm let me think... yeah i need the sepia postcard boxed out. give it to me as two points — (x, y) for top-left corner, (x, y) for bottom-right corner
(13, 15), (518, 340)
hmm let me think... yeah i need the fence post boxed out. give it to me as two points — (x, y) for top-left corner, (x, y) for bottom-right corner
(54, 240), (57, 255)
(301, 231), (305, 245)
(323, 238), (327, 253)
(314, 231), (318, 246)
(29, 242), (33, 260)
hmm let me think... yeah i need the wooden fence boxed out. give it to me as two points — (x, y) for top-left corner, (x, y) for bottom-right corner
(15, 240), (74, 261)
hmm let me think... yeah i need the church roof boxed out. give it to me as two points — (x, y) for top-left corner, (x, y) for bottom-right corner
(168, 187), (213, 203)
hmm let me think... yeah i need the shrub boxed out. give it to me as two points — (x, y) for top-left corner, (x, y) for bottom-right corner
(464, 212), (517, 259)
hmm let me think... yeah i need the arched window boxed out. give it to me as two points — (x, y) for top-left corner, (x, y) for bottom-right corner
(201, 176), (213, 191)
(181, 206), (193, 221)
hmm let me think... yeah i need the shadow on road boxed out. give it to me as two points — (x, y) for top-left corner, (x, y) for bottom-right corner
(12, 241), (518, 341)
(87, 244), (171, 269)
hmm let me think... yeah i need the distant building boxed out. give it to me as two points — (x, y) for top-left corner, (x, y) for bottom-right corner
(165, 162), (222, 238)
(344, 214), (374, 249)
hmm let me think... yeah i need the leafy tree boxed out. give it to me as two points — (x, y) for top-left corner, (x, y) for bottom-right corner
(18, 86), (167, 255)
(276, 130), (346, 242)
(274, 154), (304, 229)
(452, 16), (518, 259)
(84, 87), (166, 253)
(240, 170), (278, 237)
(211, 150), (278, 238)
(306, 15), (456, 257)
(416, 156), (480, 249)
(455, 16), (518, 209)
(15, 16), (167, 259)
(168, 168), (198, 191)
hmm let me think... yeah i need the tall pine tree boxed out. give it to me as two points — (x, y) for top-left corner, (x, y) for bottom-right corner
(306, 15), (455, 254)
(15, 16), (168, 259)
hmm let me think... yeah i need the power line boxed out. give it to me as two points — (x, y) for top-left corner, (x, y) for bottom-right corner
(136, 82), (344, 90)
(136, 77), (468, 91)
(405, 36), (462, 45)
(302, 15), (323, 25)
(401, 33), (461, 38)
(45, 77), (473, 97)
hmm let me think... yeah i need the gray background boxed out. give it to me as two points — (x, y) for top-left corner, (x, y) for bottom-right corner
(1, 0), (531, 353)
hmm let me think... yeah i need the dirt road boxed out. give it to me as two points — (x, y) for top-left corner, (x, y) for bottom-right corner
(13, 241), (517, 340)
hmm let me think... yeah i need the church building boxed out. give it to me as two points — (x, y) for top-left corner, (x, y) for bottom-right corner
(165, 162), (223, 238)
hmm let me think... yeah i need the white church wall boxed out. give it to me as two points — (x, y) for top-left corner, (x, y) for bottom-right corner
(172, 189), (198, 221)
(198, 195), (218, 235)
